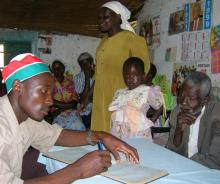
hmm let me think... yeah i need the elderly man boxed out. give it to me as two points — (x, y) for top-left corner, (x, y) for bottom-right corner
(167, 71), (220, 169)
(74, 52), (95, 129)
(0, 53), (139, 183)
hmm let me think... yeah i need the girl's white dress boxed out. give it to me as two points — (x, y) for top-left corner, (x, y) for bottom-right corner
(109, 85), (163, 140)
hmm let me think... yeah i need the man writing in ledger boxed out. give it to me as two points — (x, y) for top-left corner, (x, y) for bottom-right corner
(0, 53), (139, 183)
(167, 71), (220, 169)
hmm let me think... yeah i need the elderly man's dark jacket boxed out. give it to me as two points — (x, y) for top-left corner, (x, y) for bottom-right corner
(167, 100), (220, 170)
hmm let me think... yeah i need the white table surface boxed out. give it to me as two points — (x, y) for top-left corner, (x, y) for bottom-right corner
(39, 138), (220, 184)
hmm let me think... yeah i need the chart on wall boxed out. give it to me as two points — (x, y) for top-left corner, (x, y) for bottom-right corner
(181, 30), (210, 62)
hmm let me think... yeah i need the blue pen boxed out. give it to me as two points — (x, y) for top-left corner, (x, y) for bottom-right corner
(97, 140), (104, 151)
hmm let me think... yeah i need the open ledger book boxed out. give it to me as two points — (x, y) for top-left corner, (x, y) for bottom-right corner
(43, 147), (168, 184)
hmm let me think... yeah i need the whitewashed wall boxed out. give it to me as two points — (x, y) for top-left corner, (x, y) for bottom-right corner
(138, 0), (220, 87)
(38, 34), (100, 75)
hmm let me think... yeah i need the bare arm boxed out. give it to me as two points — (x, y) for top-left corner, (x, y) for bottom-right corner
(23, 131), (111, 184)
(173, 127), (184, 147)
(56, 130), (138, 161)
(24, 164), (81, 184)
(147, 106), (163, 123)
(56, 130), (139, 162)
(55, 129), (89, 146)
(23, 130), (139, 183)
(173, 112), (197, 147)
(82, 82), (94, 105)
(24, 150), (111, 184)
(79, 72), (91, 103)
(77, 82), (94, 114)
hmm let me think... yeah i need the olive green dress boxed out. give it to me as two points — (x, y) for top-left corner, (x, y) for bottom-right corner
(91, 30), (150, 132)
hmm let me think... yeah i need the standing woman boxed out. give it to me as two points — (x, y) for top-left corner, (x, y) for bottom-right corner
(91, 1), (150, 132)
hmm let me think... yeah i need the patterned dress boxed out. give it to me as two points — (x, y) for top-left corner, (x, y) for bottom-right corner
(53, 73), (85, 131)
(109, 85), (163, 140)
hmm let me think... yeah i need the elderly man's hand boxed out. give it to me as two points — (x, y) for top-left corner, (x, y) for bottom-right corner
(177, 111), (197, 131)
(174, 111), (197, 147)
(94, 132), (139, 164)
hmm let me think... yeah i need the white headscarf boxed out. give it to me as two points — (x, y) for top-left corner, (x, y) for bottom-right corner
(101, 1), (135, 33)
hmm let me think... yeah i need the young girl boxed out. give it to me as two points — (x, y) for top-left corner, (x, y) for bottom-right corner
(109, 57), (164, 140)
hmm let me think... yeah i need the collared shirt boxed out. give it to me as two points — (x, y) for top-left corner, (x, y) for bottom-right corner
(0, 95), (62, 183)
(74, 71), (94, 115)
(188, 106), (205, 158)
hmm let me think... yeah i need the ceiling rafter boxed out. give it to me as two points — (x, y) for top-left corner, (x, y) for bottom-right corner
(0, 0), (145, 37)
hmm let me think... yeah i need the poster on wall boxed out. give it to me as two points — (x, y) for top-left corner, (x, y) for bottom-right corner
(139, 14), (161, 62)
(168, 10), (185, 35)
(139, 14), (161, 48)
(152, 15), (161, 47)
(190, 1), (204, 31)
(165, 47), (177, 62)
(181, 30), (210, 62)
(210, 24), (220, 73)
(184, 3), (190, 31)
(38, 35), (52, 54)
(197, 63), (210, 74)
(210, 49), (220, 73)
(210, 24), (220, 50)
(184, 0), (212, 32)
(171, 62), (196, 96)
(204, 0), (212, 30)
(140, 19), (153, 47)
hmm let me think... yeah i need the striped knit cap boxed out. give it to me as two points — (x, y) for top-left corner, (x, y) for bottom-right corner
(2, 53), (50, 93)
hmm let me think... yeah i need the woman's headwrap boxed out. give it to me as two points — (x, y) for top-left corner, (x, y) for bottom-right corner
(2, 53), (50, 93)
(101, 1), (135, 33)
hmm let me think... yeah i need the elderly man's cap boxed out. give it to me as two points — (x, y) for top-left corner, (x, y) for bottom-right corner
(2, 53), (50, 93)
(78, 52), (93, 62)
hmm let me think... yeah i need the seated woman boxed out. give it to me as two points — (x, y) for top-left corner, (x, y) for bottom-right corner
(50, 60), (85, 131)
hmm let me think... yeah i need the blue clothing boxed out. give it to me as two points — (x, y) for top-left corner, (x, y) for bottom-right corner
(53, 111), (85, 131)
(74, 71), (94, 116)
(52, 73), (85, 131)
